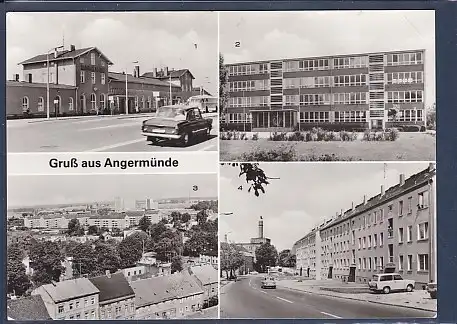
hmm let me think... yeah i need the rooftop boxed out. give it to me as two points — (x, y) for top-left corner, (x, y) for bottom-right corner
(89, 272), (135, 303)
(7, 295), (52, 321)
(109, 72), (181, 88)
(19, 46), (113, 65)
(189, 264), (218, 286)
(142, 69), (195, 80)
(39, 277), (99, 303)
(7, 80), (76, 90)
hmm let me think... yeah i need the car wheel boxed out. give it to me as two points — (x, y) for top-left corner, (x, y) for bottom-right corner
(383, 286), (391, 294)
(182, 132), (192, 146)
(406, 284), (414, 292)
(147, 136), (158, 144)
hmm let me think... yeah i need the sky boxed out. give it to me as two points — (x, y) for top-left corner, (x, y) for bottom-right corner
(220, 10), (436, 108)
(219, 162), (433, 252)
(6, 12), (218, 95)
(8, 173), (217, 208)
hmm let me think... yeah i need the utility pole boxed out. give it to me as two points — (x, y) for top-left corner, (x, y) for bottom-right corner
(46, 45), (64, 119)
(125, 71), (128, 115)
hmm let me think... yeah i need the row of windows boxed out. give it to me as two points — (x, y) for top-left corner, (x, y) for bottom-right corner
(80, 71), (106, 85)
(386, 71), (423, 84)
(80, 53), (106, 66)
(21, 96), (74, 112)
(226, 113), (252, 123)
(387, 90), (423, 103)
(334, 111), (367, 122)
(284, 59), (330, 72)
(228, 63), (268, 76)
(57, 297), (96, 314)
(299, 111), (329, 123)
(333, 92), (367, 104)
(386, 52), (423, 66)
(283, 76), (331, 89)
(229, 80), (270, 91)
(356, 253), (429, 272)
(228, 96), (269, 107)
(388, 109), (424, 122)
(283, 93), (366, 105)
(100, 303), (135, 319)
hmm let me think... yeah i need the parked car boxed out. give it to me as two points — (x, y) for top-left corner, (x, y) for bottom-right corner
(261, 277), (276, 289)
(141, 105), (212, 146)
(427, 281), (437, 299)
(250, 271), (259, 275)
(368, 273), (415, 294)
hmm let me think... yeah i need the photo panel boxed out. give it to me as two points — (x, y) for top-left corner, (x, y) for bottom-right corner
(219, 10), (436, 162)
(219, 162), (436, 319)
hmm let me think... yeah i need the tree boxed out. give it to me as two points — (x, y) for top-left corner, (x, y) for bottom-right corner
(219, 53), (229, 118)
(427, 103), (436, 130)
(171, 255), (183, 273)
(87, 225), (99, 235)
(117, 232), (148, 268)
(181, 212), (191, 223)
(94, 242), (121, 274)
(29, 241), (64, 287)
(196, 210), (208, 225)
(255, 243), (278, 273)
(170, 211), (182, 223)
(278, 249), (296, 268)
(7, 258), (31, 296)
(154, 230), (183, 262)
(220, 163), (279, 196)
(138, 216), (152, 233)
(149, 222), (168, 243)
(67, 242), (99, 277)
(220, 243), (244, 279)
(67, 218), (84, 236)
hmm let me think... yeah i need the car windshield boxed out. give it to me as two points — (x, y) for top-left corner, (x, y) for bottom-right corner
(155, 107), (185, 119)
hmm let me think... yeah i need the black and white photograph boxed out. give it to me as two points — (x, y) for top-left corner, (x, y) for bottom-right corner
(6, 12), (218, 153)
(219, 10), (436, 161)
(219, 162), (436, 319)
(6, 174), (218, 320)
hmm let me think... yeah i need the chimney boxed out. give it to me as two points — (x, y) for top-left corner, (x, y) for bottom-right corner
(351, 201), (354, 210)
(14, 74), (19, 82)
(69, 44), (75, 52)
(153, 68), (157, 78)
(134, 65), (140, 78)
(164, 66), (169, 77)
(27, 74), (32, 83)
(381, 185), (385, 197)
(105, 270), (111, 278)
(363, 195), (367, 205)
(54, 49), (58, 59)
(340, 209), (343, 217)
(258, 216), (264, 238)
(399, 173), (405, 186)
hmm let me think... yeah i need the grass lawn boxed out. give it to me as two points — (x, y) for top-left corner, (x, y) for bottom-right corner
(220, 133), (436, 161)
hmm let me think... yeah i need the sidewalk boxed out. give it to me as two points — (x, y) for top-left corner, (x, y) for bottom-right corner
(277, 279), (437, 313)
(185, 305), (218, 319)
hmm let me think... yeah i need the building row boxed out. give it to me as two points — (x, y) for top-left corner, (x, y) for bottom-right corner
(8, 263), (218, 321)
(292, 164), (436, 288)
(222, 49), (427, 131)
(7, 45), (211, 118)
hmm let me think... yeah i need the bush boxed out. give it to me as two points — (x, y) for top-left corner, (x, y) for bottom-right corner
(363, 129), (399, 141)
(402, 125), (421, 132)
(240, 144), (297, 161)
(269, 132), (288, 141)
(240, 132), (247, 140)
(287, 131), (305, 142)
(385, 128), (400, 141)
(251, 133), (259, 140)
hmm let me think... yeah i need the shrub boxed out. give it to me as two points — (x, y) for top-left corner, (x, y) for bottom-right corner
(269, 132), (288, 141)
(288, 131), (305, 142)
(240, 144), (297, 161)
(340, 131), (351, 141)
(240, 132), (247, 140)
(403, 125), (421, 132)
(251, 133), (259, 141)
(385, 128), (400, 141)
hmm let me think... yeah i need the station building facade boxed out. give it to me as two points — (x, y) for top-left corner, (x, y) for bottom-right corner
(293, 164), (436, 288)
(223, 49), (426, 132)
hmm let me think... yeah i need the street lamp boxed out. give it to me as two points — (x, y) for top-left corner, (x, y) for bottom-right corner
(47, 45), (64, 119)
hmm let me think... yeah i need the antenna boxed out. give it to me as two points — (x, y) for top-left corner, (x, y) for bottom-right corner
(62, 30), (65, 49)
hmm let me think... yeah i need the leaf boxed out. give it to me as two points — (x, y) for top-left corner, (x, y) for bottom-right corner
(255, 190), (259, 197)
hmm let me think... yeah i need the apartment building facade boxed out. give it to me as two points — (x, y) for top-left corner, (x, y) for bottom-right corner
(295, 164), (436, 288)
(223, 50), (426, 131)
(293, 226), (322, 279)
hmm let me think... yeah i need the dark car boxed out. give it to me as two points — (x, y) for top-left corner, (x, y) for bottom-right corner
(141, 105), (212, 146)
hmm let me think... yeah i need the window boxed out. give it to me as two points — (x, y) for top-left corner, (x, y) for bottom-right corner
(58, 305), (64, 313)
(80, 71), (85, 83)
(301, 111), (330, 123)
(373, 234), (377, 247)
(283, 95), (299, 106)
(407, 225), (413, 242)
(69, 302), (74, 310)
(380, 256), (384, 269)
(387, 90), (423, 103)
(334, 74), (367, 87)
(333, 92), (367, 104)
(22, 96), (29, 112)
(386, 71), (423, 84)
(374, 257), (378, 270)
(101, 60), (105, 67)
(91, 72), (96, 84)
(333, 56), (368, 69)
(368, 235), (372, 248)
(388, 109), (424, 122)
(300, 94), (331, 105)
(418, 191), (429, 209)
(100, 94), (106, 111)
(417, 222), (429, 240)
(69, 97), (74, 111)
(91, 310), (95, 318)
(90, 93), (97, 110)
(299, 59), (330, 71)
(358, 238), (361, 249)
(38, 97), (44, 112)
(408, 197), (413, 213)
(407, 255), (413, 271)
(399, 200), (404, 216)
(351, 230), (355, 245)
(101, 73), (106, 85)
(362, 237), (366, 249)
(358, 258), (361, 269)
(91, 53), (96, 65)
(399, 255), (404, 271)
(418, 254), (429, 271)
(398, 227), (404, 243)
(334, 111), (366, 122)
(363, 257), (367, 269)
(387, 52), (423, 66)
(379, 233), (384, 246)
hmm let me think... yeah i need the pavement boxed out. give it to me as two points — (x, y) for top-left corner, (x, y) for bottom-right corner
(220, 275), (436, 319)
(7, 113), (218, 152)
(185, 305), (218, 319)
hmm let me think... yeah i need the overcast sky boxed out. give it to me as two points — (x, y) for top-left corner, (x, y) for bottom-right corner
(219, 162), (432, 252)
(6, 12), (218, 95)
(220, 10), (435, 108)
(8, 173), (217, 208)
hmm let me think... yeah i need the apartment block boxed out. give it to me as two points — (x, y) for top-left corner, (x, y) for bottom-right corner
(223, 50), (426, 131)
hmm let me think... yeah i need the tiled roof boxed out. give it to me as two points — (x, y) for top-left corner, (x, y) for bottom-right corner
(131, 271), (203, 307)
(189, 264), (218, 285)
(321, 166), (435, 230)
(89, 272), (135, 303)
(7, 80), (76, 90)
(18, 47), (113, 65)
(7, 295), (52, 321)
(40, 278), (99, 303)
(108, 72), (181, 88)
(142, 69), (194, 80)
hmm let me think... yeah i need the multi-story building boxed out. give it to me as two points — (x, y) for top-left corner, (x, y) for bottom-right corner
(130, 272), (204, 319)
(199, 253), (218, 266)
(24, 213), (70, 229)
(294, 164), (436, 288)
(89, 272), (136, 320)
(142, 67), (194, 93)
(293, 224), (323, 279)
(31, 278), (100, 320)
(223, 50), (426, 131)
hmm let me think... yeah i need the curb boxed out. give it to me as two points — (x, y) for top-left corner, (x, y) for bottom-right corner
(279, 285), (436, 313)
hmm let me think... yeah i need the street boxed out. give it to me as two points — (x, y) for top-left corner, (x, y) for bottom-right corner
(7, 114), (218, 153)
(220, 275), (435, 319)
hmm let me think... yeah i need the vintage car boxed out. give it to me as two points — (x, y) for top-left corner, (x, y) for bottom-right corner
(368, 273), (415, 294)
(261, 277), (276, 289)
(141, 105), (212, 146)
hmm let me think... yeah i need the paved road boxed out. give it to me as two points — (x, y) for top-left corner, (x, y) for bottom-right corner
(220, 276), (435, 319)
(7, 115), (218, 152)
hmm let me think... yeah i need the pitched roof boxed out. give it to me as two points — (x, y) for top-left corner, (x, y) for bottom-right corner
(40, 278), (100, 303)
(89, 272), (135, 303)
(7, 295), (52, 321)
(189, 264), (218, 285)
(142, 69), (194, 80)
(130, 271), (203, 307)
(18, 47), (113, 65)
(108, 72), (181, 88)
(7, 80), (76, 90)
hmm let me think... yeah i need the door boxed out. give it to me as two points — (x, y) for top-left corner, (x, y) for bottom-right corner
(328, 266), (333, 279)
(393, 274), (404, 290)
(307, 267), (310, 277)
(371, 119), (383, 130)
(300, 267), (303, 276)
(348, 266), (356, 282)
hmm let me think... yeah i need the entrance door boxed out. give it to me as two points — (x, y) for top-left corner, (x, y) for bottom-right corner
(300, 267), (303, 276)
(80, 95), (86, 114)
(371, 119), (383, 130)
(307, 267), (310, 277)
(348, 266), (356, 282)
(328, 266), (333, 279)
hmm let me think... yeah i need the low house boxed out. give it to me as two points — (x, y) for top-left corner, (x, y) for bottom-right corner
(7, 295), (52, 320)
(131, 271), (204, 319)
(188, 264), (218, 304)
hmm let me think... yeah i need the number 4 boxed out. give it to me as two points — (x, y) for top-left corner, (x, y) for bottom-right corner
(238, 186), (243, 190)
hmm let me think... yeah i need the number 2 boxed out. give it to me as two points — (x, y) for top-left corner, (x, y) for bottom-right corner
(235, 41), (241, 48)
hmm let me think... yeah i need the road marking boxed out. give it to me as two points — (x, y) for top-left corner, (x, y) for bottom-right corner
(276, 296), (293, 304)
(84, 139), (145, 152)
(79, 121), (140, 131)
(259, 290), (267, 294)
(198, 144), (216, 151)
(249, 280), (252, 287)
(320, 311), (342, 319)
